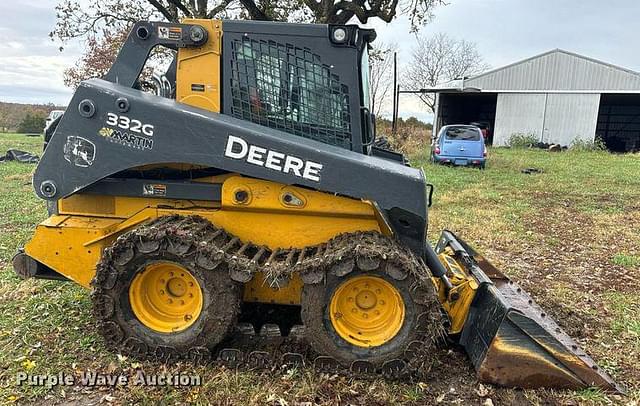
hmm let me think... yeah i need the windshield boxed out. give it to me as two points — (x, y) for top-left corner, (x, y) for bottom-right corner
(445, 127), (481, 141)
(360, 48), (371, 109)
(49, 111), (63, 120)
(230, 39), (352, 148)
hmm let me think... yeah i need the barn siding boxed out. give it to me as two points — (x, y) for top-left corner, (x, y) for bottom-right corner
(493, 93), (600, 146)
(542, 93), (600, 145)
(493, 94), (546, 146)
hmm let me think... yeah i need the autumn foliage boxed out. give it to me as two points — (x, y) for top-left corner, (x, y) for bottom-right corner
(53, 0), (446, 87)
(63, 28), (130, 89)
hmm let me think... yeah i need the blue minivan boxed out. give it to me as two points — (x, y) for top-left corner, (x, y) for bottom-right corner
(431, 125), (487, 168)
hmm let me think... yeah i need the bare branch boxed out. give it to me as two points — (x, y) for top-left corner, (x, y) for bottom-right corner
(196, 0), (208, 15)
(207, 0), (234, 18)
(147, 0), (177, 20)
(239, 0), (270, 19)
(166, 0), (193, 17)
(369, 42), (395, 116)
(403, 32), (489, 113)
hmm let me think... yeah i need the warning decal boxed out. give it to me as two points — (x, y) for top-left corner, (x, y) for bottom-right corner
(158, 26), (182, 41)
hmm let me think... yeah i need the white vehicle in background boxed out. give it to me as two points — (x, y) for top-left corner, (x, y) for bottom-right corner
(44, 110), (64, 134)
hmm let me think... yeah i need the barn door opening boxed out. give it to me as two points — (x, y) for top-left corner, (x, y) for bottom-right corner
(436, 93), (498, 145)
(597, 94), (640, 152)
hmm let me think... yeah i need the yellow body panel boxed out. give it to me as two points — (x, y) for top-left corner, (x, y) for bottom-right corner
(433, 250), (479, 334)
(176, 19), (222, 112)
(26, 176), (383, 305)
(24, 215), (121, 288)
(215, 176), (382, 249)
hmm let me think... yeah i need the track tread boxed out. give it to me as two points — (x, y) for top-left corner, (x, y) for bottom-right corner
(92, 214), (443, 379)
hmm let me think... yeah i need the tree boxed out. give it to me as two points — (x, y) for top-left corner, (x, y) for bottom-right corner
(53, 0), (446, 41)
(403, 33), (489, 113)
(17, 113), (46, 134)
(53, 0), (446, 87)
(369, 43), (395, 117)
(0, 103), (62, 133)
(63, 28), (131, 88)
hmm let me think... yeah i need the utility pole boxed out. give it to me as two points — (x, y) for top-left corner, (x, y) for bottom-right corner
(392, 52), (398, 134)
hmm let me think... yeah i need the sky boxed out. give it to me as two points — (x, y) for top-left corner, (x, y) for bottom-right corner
(2, 0), (640, 122)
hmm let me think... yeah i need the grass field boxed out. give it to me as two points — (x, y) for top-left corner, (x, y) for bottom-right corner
(0, 132), (638, 405)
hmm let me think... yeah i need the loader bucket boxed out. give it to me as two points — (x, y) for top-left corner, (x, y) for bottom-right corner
(435, 231), (624, 394)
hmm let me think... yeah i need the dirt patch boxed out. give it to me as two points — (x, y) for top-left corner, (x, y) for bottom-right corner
(3, 173), (31, 183)
(502, 206), (640, 294)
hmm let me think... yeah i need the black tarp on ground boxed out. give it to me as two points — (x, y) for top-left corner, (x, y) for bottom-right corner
(0, 149), (39, 163)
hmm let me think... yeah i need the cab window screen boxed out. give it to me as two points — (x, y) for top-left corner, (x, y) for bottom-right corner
(445, 128), (481, 141)
(229, 39), (352, 149)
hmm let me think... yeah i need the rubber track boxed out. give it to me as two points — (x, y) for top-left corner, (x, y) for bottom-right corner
(92, 215), (443, 378)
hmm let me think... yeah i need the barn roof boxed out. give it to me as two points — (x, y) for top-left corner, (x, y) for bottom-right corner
(463, 49), (640, 92)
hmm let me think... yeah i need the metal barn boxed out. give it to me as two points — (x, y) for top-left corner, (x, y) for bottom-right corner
(433, 49), (640, 152)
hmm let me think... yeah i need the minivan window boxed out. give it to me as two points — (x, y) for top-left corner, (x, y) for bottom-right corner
(445, 127), (481, 141)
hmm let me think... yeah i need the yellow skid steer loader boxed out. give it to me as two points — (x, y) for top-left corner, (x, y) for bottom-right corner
(13, 19), (621, 392)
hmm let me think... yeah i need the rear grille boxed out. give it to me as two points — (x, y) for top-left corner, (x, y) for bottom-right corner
(229, 38), (352, 149)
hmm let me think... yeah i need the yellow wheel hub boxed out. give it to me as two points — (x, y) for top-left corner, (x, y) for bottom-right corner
(129, 262), (203, 333)
(329, 275), (405, 347)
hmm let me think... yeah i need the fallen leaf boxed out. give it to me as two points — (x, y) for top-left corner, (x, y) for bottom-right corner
(101, 394), (115, 403)
(475, 383), (490, 397)
(21, 359), (36, 370)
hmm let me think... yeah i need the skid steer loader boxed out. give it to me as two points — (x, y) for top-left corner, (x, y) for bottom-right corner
(13, 19), (622, 392)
